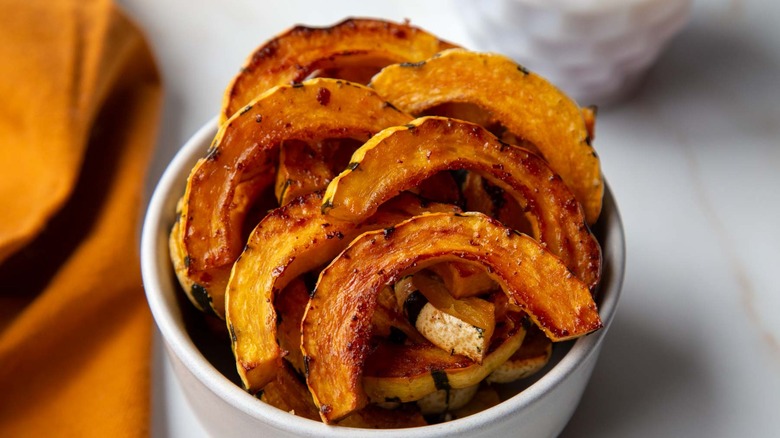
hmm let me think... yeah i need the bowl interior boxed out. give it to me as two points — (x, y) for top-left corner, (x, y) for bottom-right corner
(141, 118), (625, 436)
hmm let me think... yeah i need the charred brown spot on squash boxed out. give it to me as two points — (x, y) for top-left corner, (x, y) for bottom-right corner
(325, 230), (344, 240)
(316, 87), (331, 105)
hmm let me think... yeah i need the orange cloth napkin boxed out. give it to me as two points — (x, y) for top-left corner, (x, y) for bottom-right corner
(0, 0), (162, 436)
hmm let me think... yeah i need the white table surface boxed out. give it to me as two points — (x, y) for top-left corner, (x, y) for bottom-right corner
(121, 0), (780, 436)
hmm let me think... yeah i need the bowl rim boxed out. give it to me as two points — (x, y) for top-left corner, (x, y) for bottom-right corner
(141, 117), (625, 436)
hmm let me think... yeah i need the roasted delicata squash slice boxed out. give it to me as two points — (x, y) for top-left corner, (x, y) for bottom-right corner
(227, 191), (459, 393)
(173, 78), (412, 317)
(362, 311), (525, 407)
(450, 385), (502, 420)
(370, 49), (604, 224)
(221, 18), (457, 122)
(337, 405), (428, 429)
(487, 324), (552, 383)
(261, 357), (429, 428)
(301, 212), (602, 422)
(278, 279), (425, 377)
(170, 175), (273, 315)
(322, 116), (601, 291)
(416, 384), (479, 415)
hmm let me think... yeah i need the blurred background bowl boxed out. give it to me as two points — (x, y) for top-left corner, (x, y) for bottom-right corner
(454, 0), (692, 105)
(141, 118), (625, 437)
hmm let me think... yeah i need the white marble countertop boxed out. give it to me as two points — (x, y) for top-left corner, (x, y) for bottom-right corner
(121, 0), (780, 436)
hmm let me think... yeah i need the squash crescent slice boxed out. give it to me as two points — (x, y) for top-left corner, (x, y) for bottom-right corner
(261, 356), (429, 428)
(370, 48), (604, 224)
(174, 78), (412, 317)
(486, 325), (552, 383)
(221, 18), (457, 122)
(226, 192), (459, 393)
(322, 116), (601, 291)
(363, 311), (526, 406)
(301, 212), (601, 423)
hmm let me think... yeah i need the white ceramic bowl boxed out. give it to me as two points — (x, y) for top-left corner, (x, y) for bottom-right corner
(141, 119), (625, 437)
(454, 0), (692, 105)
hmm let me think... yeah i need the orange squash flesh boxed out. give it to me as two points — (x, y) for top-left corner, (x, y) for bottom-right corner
(174, 78), (412, 317)
(428, 262), (497, 299)
(221, 18), (457, 122)
(274, 277), (311, 376)
(170, 174), (273, 316)
(226, 192), (459, 393)
(370, 48), (604, 224)
(301, 212), (601, 422)
(322, 116), (601, 291)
